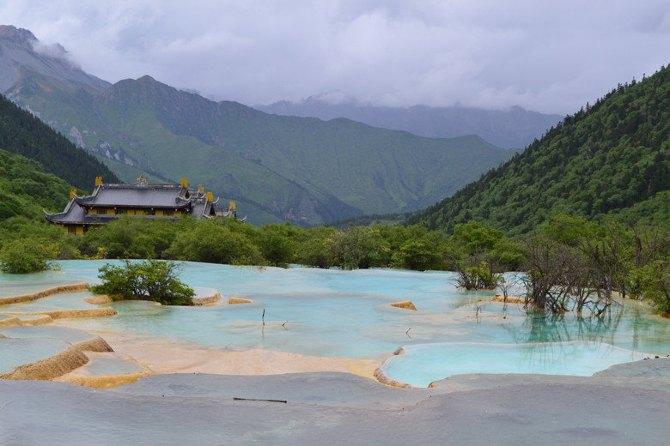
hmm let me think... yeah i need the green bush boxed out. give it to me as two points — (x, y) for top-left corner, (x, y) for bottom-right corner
(80, 217), (181, 259)
(629, 261), (670, 314)
(0, 217), (81, 260)
(167, 220), (263, 265)
(457, 262), (501, 290)
(0, 238), (57, 273)
(329, 227), (389, 269)
(294, 227), (336, 268)
(91, 260), (195, 305)
(257, 224), (299, 267)
(392, 239), (443, 271)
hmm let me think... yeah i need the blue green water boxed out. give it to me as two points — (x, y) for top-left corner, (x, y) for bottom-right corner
(383, 342), (648, 387)
(0, 337), (70, 374)
(0, 291), (97, 313)
(1, 260), (669, 386)
(0, 326), (97, 374)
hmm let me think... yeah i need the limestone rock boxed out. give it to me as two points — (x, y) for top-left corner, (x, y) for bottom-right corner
(390, 300), (417, 311)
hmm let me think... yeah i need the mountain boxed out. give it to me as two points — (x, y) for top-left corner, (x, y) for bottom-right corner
(0, 25), (512, 225)
(0, 148), (70, 220)
(0, 93), (118, 191)
(259, 96), (562, 149)
(0, 25), (107, 93)
(411, 66), (669, 234)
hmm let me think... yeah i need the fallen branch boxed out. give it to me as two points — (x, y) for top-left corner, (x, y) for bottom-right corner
(233, 397), (287, 404)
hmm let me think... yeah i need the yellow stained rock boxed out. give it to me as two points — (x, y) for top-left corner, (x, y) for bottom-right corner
(192, 292), (221, 306)
(390, 300), (417, 311)
(0, 336), (112, 381)
(18, 314), (53, 326)
(0, 283), (89, 306)
(85, 295), (113, 305)
(41, 308), (117, 319)
(491, 294), (525, 304)
(228, 296), (253, 305)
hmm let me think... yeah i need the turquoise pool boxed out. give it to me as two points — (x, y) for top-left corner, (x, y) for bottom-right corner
(1, 260), (668, 386)
(381, 341), (648, 387)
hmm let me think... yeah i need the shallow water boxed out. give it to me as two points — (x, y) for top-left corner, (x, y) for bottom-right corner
(382, 341), (648, 387)
(83, 355), (143, 376)
(1, 260), (669, 385)
(0, 291), (97, 313)
(0, 337), (69, 373)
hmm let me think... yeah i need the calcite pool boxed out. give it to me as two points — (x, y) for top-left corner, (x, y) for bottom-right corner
(2, 260), (669, 387)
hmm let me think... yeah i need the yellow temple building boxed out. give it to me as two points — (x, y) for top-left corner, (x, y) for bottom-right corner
(46, 176), (236, 235)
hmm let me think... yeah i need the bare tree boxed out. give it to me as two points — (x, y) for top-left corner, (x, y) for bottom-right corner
(496, 274), (518, 311)
(521, 235), (620, 318)
(522, 236), (577, 314)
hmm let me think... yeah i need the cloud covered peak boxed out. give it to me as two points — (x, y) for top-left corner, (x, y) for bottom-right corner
(1, 1), (668, 114)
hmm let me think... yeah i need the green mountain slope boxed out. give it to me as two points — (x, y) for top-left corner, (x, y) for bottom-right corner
(0, 27), (512, 225)
(0, 93), (118, 191)
(412, 66), (670, 234)
(0, 148), (69, 220)
(608, 190), (670, 228)
(8, 73), (510, 225)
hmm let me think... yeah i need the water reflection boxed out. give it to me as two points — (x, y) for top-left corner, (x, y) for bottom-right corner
(514, 306), (624, 345)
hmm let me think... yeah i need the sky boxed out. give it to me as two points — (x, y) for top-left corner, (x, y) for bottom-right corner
(1, 0), (668, 114)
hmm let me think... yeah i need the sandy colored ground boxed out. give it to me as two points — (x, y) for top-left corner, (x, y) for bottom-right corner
(52, 325), (379, 380)
(56, 352), (150, 388)
(3, 283), (377, 383)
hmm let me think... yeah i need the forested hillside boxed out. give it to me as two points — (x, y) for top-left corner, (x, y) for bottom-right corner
(0, 26), (511, 225)
(0, 148), (69, 220)
(8, 73), (510, 225)
(413, 66), (669, 234)
(0, 94), (118, 191)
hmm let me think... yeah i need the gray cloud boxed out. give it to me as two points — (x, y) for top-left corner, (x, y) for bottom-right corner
(2, 0), (668, 113)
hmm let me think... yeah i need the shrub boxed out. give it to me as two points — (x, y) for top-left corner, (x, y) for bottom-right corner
(629, 261), (670, 315)
(329, 227), (389, 269)
(0, 238), (57, 273)
(392, 239), (443, 271)
(257, 224), (299, 267)
(457, 262), (501, 290)
(295, 227), (336, 268)
(81, 217), (180, 259)
(91, 260), (195, 305)
(167, 220), (263, 265)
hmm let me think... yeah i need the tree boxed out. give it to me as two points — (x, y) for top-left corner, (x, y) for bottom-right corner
(392, 239), (443, 271)
(257, 224), (299, 267)
(91, 260), (194, 305)
(629, 261), (670, 315)
(167, 220), (263, 265)
(0, 238), (57, 273)
(329, 227), (389, 269)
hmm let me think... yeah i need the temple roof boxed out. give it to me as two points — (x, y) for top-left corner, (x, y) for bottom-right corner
(75, 184), (192, 209)
(45, 182), (219, 225)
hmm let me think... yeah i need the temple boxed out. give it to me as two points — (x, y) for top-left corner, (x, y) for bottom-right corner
(45, 176), (236, 235)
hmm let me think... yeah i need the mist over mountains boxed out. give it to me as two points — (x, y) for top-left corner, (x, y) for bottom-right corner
(0, 25), (512, 225)
(260, 96), (562, 149)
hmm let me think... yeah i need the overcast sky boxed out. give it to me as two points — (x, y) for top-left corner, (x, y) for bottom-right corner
(2, 0), (668, 113)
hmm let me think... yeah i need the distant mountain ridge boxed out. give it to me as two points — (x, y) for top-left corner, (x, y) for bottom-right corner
(259, 96), (562, 149)
(411, 66), (670, 234)
(0, 25), (512, 225)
